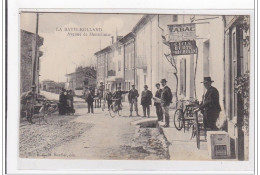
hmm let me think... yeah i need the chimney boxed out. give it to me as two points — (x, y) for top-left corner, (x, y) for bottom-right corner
(111, 36), (114, 44)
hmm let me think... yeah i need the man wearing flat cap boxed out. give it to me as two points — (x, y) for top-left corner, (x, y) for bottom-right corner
(128, 85), (140, 117)
(199, 77), (221, 130)
(160, 79), (173, 127)
(141, 85), (153, 118)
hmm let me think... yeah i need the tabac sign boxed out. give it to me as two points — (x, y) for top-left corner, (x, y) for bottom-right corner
(168, 23), (196, 42)
(167, 23), (197, 55)
(169, 40), (197, 55)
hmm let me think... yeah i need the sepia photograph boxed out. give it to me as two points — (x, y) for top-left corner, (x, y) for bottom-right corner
(19, 12), (251, 161)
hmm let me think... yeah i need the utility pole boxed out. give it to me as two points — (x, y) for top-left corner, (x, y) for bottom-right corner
(31, 12), (39, 119)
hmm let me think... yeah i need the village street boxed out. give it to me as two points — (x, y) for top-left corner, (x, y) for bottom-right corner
(17, 13), (251, 167)
(19, 91), (170, 160)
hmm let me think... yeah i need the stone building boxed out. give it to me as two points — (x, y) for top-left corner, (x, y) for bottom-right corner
(41, 79), (65, 94)
(95, 36), (124, 93)
(20, 29), (44, 95)
(65, 66), (96, 91)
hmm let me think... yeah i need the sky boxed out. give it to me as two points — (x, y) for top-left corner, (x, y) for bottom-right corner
(20, 12), (143, 82)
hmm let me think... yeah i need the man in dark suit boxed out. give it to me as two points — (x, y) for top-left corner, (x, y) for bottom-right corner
(154, 83), (163, 121)
(199, 77), (221, 130)
(86, 88), (95, 113)
(128, 85), (140, 117)
(160, 79), (172, 127)
(141, 85), (153, 118)
(105, 89), (113, 111)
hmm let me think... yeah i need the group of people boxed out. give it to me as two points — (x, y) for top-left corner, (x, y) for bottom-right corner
(127, 78), (173, 127)
(58, 88), (75, 115)
(60, 76), (221, 130)
(99, 79), (173, 127)
(100, 76), (221, 130)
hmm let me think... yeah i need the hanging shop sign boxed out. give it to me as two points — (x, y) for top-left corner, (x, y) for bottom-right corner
(169, 40), (197, 55)
(168, 23), (196, 42)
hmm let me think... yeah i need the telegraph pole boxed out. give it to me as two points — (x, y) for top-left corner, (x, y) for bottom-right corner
(31, 12), (39, 121)
(32, 13), (39, 89)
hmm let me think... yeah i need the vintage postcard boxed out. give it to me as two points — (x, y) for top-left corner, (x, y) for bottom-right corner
(19, 12), (251, 162)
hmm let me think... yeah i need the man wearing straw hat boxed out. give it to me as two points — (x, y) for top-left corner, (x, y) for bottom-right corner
(199, 77), (221, 130)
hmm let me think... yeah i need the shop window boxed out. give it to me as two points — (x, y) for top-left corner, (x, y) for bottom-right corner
(118, 46), (121, 55)
(180, 58), (186, 96)
(125, 46), (129, 70)
(131, 44), (134, 69)
(118, 61), (121, 72)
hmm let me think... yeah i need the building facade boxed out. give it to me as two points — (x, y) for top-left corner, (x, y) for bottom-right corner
(172, 15), (225, 109)
(119, 32), (136, 91)
(41, 80), (65, 94)
(95, 36), (125, 93)
(132, 15), (178, 97)
(223, 15), (250, 160)
(94, 15), (251, 160)
(65, 66), (96, 91)
(20, 29), (44, 95)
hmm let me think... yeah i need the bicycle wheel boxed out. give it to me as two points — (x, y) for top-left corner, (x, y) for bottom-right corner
(109, 105), (116, 118)
(195, 112), (200, 149)
(190, 124), (196, 139)
(174, 109), (184, 131)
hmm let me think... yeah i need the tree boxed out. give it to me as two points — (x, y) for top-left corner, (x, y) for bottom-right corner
(163, 53), (179, 106)
(161, 33), (179, 107)
(234, 71), (250, 136)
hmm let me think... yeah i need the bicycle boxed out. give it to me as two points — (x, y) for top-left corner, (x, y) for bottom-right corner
(109, 98), (122, 118)
(173, 99), (199, 132)
(190, 108), (207, 149)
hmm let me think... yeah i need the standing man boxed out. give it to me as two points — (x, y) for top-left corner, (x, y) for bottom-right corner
(199, 77), (221, 130)
(160, 79), (172, 127)
(20, 90), (33, 123)
(154, 83), (163, 121)
(86, 88), (95, 113)
(128, 85), (140, 117)
(141, 85), (153, 118)
(105, 89), (113, 111)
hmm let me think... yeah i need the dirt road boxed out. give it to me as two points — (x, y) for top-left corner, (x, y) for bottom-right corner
(20, 91), (169, 160)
